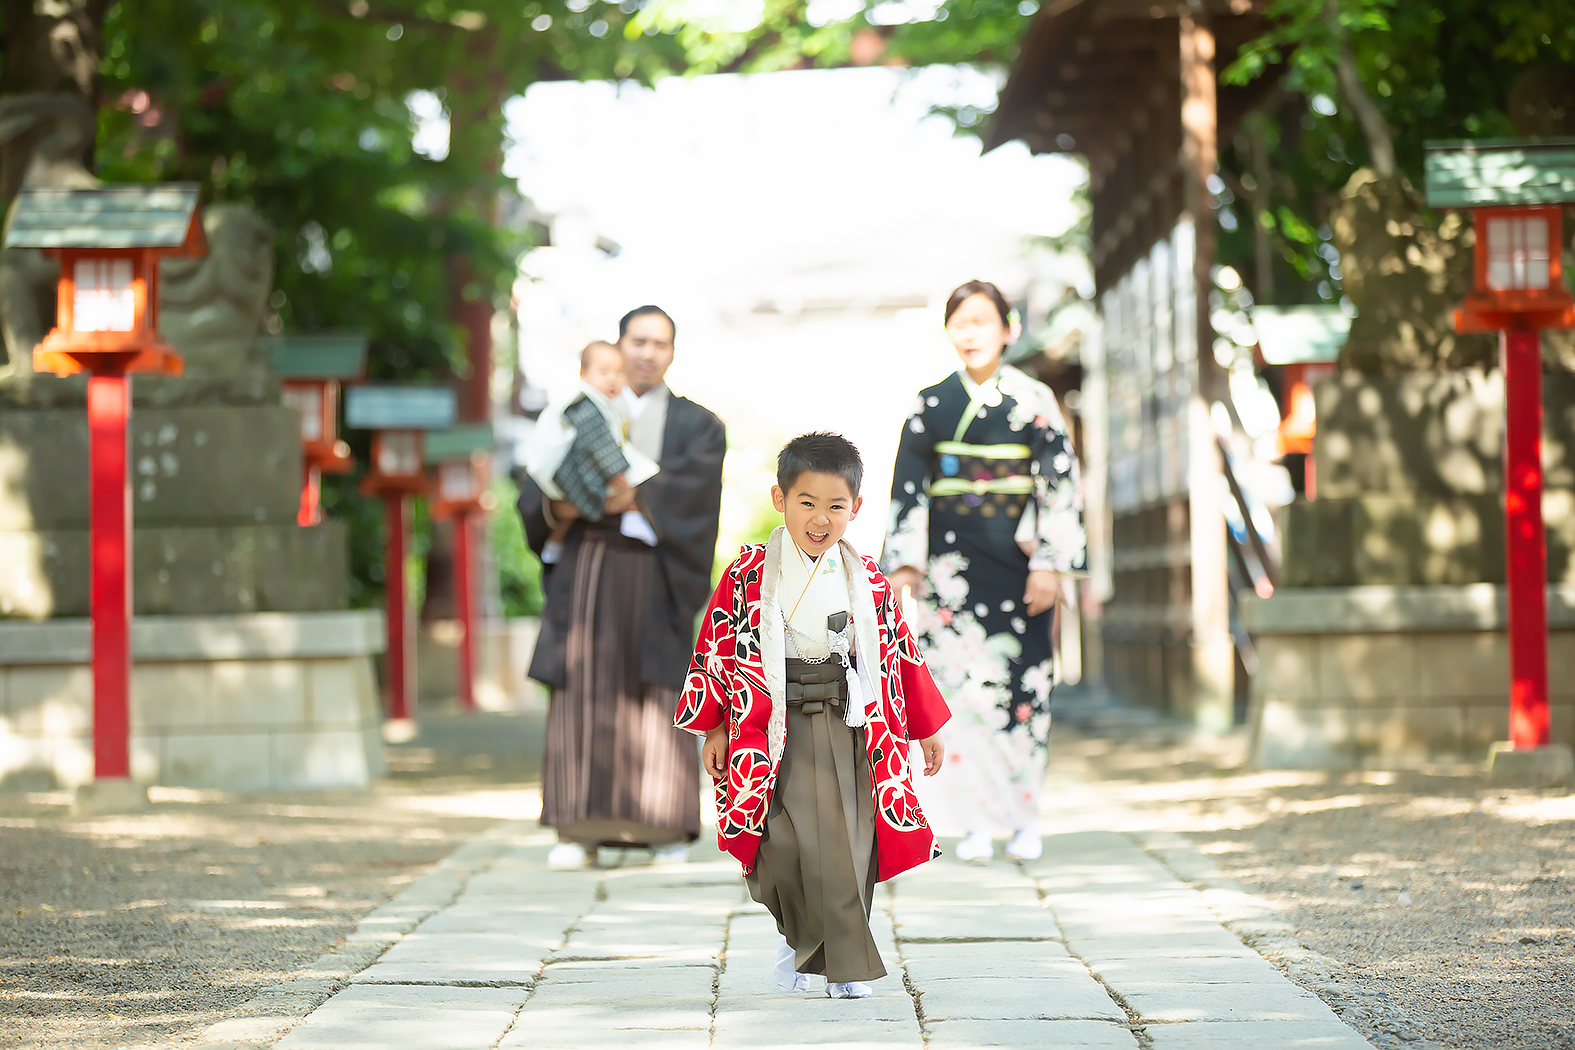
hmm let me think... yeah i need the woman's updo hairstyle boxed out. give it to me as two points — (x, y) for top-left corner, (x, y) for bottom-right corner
(944, 280), (1012, 326)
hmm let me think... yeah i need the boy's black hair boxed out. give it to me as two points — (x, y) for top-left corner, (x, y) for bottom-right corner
(777, 432), (863, 497)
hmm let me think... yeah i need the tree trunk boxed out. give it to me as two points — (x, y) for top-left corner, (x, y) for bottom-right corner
(1247, 117), (1276, 304)
(422, 35), (505, 625)
(1323, 0), (1395, 178)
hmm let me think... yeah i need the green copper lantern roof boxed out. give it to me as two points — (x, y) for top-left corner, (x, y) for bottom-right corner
(1425, 139), (1575, 208)
(424, 424), (494, 463)
(344, 385), (458, 430)
(1249, 306), (1351, 365)
(3, 184), (203, 249)
(259, 332), (369, 380)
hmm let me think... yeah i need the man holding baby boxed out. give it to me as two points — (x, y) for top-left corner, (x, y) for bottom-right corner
(517, 305), (726, 868)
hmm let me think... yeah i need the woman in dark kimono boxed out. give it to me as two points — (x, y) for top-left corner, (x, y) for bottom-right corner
(882, 281), (1086, 863)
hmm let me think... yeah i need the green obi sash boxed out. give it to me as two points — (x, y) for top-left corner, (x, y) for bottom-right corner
(929, 440), (1033, 516)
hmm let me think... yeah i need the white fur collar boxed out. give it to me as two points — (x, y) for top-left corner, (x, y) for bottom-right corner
(760, 528), (788, 766)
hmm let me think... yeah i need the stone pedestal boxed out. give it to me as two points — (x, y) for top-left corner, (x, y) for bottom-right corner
(1242, 585), (1575, 768)
(1248, 371), (1575, 768)
(0, 611), (386, 791)
(1488, 742), (1575, 785)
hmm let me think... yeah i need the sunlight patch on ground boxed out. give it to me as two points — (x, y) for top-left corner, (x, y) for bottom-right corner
(395, 786), (542, 820)
(1279, 793), (1373, 815)
(1481, 792), (1575, 825)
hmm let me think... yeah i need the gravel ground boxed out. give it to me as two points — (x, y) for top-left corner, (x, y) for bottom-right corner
(1053, 720), (1575, 1050)
(0, 710), (544, 1050)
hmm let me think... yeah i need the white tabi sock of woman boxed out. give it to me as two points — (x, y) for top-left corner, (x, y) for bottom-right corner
(955, 830), (993, 862)
(1006, 825), (1042, 861)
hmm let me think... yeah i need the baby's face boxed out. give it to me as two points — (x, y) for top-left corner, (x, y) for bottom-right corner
(581, 346), (626, 400)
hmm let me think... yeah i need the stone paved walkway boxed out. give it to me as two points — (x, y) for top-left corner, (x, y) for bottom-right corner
(202, 777), (1376, 1050)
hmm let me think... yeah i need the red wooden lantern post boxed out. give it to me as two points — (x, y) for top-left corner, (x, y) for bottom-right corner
(1428, 140), (1575, 780)
(261, 334), (367, 525)
(4, 185), (205, 794)
(427, 425), (496, 713)
(346, 385), (457, 725)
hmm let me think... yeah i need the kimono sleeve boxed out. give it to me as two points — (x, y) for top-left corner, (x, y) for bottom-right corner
(1027, 396), (1089, 575)
(888, 586), (950, 742)
(641, 404), (726, 622)
(675, 567), (737, 736)
(882, 394), (935, 574)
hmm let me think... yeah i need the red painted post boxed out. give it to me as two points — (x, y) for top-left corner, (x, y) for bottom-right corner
(1502, 328), (1551, 749)
(298, 464), (321, 527)
(384, 493), (412, 721)
(87, 369), (132, 780)
(453, 510), (477, 712)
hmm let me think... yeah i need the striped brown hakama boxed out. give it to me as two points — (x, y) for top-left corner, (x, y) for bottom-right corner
(541, 526), (701, 848)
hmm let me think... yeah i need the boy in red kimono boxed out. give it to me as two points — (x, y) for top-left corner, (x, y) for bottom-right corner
(675, 432), (950, 998)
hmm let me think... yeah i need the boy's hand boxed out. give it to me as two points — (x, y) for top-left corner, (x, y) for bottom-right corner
(702, 726), (728, 779)
(917, 734), (944, 776)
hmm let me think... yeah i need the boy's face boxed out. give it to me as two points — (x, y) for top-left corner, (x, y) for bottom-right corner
(771, 471), (862, 557)
(581, 345), (626, 401)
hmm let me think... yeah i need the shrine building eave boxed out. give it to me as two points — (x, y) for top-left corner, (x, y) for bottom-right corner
(986, 0), (1272, 292)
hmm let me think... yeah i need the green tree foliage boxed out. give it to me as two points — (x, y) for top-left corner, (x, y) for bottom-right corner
(489, 477), (544, 617)
(65, 0), (704, 607)
(1218, 0), (1575, 305)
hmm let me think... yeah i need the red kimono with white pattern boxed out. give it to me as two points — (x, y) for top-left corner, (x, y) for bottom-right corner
(674, 535), (951, 881)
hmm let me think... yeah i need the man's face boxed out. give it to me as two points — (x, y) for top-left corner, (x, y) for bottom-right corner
(619, 313), (676, 395)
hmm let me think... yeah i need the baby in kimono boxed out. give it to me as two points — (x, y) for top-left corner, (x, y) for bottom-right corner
(676, 432), (951, 999)
(526, 340), (659, 536)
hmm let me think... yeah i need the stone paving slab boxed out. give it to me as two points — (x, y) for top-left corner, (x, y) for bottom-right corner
(1116, 980), (1334, 1023)
(1144, 1018), (1378, 1049)
(537, 960), (720, 989)
(899, 941), (1076, 981)
(1091, 954), (1287, 985)
(500, 1027), (711, 1050)
(924, 1018), (1140, 1049)
(712, 1014), (922, 1049)
(273, 984), (529, 1050)
(350, 930), (549, 985)
(915, 976), (1125, 1022)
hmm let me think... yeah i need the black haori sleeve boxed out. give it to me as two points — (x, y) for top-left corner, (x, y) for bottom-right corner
(514, 471), (555, 557)
(515, 471), (577, 689)
(638, 397), (727, 686)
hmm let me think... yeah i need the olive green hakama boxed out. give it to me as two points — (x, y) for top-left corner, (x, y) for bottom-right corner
(746, 656), (885, 984)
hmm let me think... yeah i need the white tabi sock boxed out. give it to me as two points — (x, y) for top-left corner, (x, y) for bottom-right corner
(773, 933), (818, 992)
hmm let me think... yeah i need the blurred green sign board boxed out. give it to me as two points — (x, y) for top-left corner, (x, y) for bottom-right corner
(259, 332), (368, 379)
(1425, 139), (1575, 207)
(3, 184), (202, 249)
(425, 424), (494, 463)
(345, 385), (457, 430)
(1249, 306), (1350, 365)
